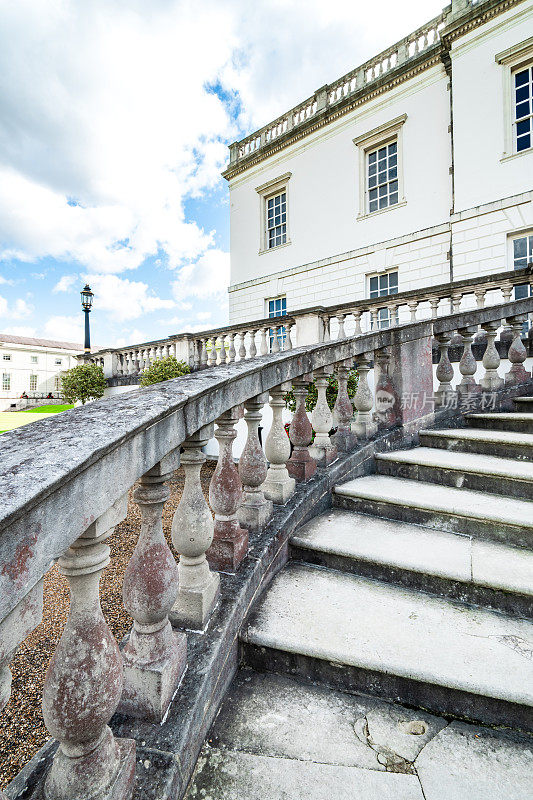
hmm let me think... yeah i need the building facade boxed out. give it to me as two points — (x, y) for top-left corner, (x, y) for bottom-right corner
(0, 334), (82, 411)
(223, 0), (533, 336)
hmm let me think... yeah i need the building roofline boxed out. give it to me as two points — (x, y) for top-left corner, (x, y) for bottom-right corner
(0, 334), (83, 351)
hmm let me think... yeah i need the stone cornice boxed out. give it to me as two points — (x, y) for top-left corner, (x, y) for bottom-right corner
(440, 0), (528, 48)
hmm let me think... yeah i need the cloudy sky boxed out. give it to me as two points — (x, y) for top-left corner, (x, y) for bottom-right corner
(0, 0), (444, 347)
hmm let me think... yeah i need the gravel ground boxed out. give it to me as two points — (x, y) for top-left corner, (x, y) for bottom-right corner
(0, 461), (216, 791)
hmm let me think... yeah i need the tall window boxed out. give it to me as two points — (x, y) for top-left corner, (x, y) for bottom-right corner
(367, 141), (398, 214)
(2, 353), (11, 361)
(266, 192), (287, 249)
(2, 373), (10, 391)
(514, 65), (532, 153)
(55, 358), (62, 365)
(29, 375), (38, 391)
(268, 295), (287, 350)
(369, 271), (398, 328)
(54, 376), (61, 392)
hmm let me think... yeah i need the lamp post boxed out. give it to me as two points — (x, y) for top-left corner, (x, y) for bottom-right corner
(80, 284), (94, 353)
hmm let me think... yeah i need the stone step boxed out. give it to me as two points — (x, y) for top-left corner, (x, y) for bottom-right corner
(333, 475), (533, 549)
(241, 563), (533, 731)
(375, 447), (533, 499)
(418, 428), (533, 460)
(514, 396), (533, 412)
(466, 412), (533, 433)
(290, 509), (533, 618)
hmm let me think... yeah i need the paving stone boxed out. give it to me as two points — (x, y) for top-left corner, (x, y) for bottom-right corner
(362, 704), (447, 763)
(415, 720), (533, 800)
(185, 746), (425, 800)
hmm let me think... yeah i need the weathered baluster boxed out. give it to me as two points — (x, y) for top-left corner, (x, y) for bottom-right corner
(353, 309), (363, 336)
(408, 300), (418, 323)
(42, 508), (136, 800)
(370, 308), (379, 331)
(388, 302), (398, 327)
(457, 326), (480, 403)
(434, 332), (456, 407)
(322, 315), (331, 342)
(227, 333), (236, 363)
(271, 326), (281, 353)
(249, 330), (257, 358)
(120, 458), (186, 721)
(480, 321), (503, 390)
(429, 297), (440, 319)
(475, 288), (487, 309)
(333, 361), (356, 451)
(309, 368), (337, 465)
(353, 353), (375, 439)
(336, 313), (346, 339)
(263, 383), (296, 503)
(200, 339), (208, 368)
(207, 409), (249, 572)
(170, 427), (220, 630)
(373, 347), (399, 429)
(238, 332), (247, 360)
(285, 322), (294, 350)
(207, 338), (217, 367)
(193, 340), (201, 370)
(505, 316), (530, 385)
(238, 394), (273, 531)
(500, 283), (515, 343)
(219, 335), (227, 364)
(260, 328), (269, 356)
(287, 376), (317, 481)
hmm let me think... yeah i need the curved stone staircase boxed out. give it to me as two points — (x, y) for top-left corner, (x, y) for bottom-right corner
(186, 398), (533, 799)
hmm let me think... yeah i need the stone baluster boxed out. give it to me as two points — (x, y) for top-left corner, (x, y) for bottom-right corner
(457, 326), (479, 401)
(353, 309), (363, 336)
(322, 315), (331, 342)
(408, 300), (418, 323)
(429, 297), (440, 319)
(309, 368), (337, 465)
(370, 308), (379, 331)
(285, 322), (294, 350)
(42, 515), (136, 800)
(353, 353), (375, 439)
(387, 302), (398, 327)
(119, 458), (186, 722)
(336, 313), (346, 339)
(227, 333), (236, 363)
(207, 338), (217, 367)
(207, 409), (249, 572)
(287, 376), (317, 481)
(333, 361), (356, 451)
(238, 331), (247, 360)
(271, 325), (281, 353)
(451, 291), (462, 314)
(505, 316), (530, 386)
(170, 426), (220, 630)
(263, 383), (296, 503)
(200, 339), (208, 368)
(434, 332), (456, 407)
(193, 340), (201, 370)
(218, 335), (227, 364)
(238, 393), (273, 531)
(260, 328), (269, 356)
(480, 321), (503, 391)
(475, 288), (487, 309)
(249, 330), (257, 358)
(500, 283), (514, 343)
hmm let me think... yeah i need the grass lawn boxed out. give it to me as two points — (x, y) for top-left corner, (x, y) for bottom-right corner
(22, 404), (74, 413)
(0, 405), (74, 433)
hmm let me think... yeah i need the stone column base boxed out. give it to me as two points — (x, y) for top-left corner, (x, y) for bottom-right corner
(309, 442), (338, 466)
(287, 451), (317, 482)
(169, 572), (220, 631)
(333, 428), (357, 452)
(207, 521), (249, 572)
(118, 630), (187, 722)
(238, 496), (273, 533)
(505, 366), (531, 386)
(262, 474), (296, 504)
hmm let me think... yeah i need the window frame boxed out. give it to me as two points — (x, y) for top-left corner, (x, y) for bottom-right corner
(2, 373), (11, 391)
(496, 37), (533, 160)
(255, 173), (292, 254)
(31, 355), (38, 364)
(354, 115), (407, 220)
(367, 269), (399, 329)
(29, 374), (38, 391)
(54, 358), (63, 366)
(2, 353), (11, 361)
(266, 295), (287, 350)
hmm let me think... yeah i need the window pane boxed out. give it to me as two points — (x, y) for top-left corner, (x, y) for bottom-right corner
(517, 134), (531, 151)
(514, 237), (527, 259)
(389, 180), (398, 194)
(389, 192), (398, 205)
(369, 199), (378, 213)
(516, 85), (529, 103)
(515, 69), (529, 87)
(388, 166), (397, 179)
(379, 196), (388, 209)
(388, 141), (397, 154)
(517, 119), (531, 135)
(378, 147), (387, 159)
(369, 188), (378, 201)
(379, 274), (388, 290)
(516, 102), (530, 120)
(369, 151), (376, 164)
(368, 175), (377, 188)
(379, 185), (387, 196)
(388, 272), (398, 288)
(368, 162), (377, 175)
(389, 153), (397, 167)
(369, 277), (378, 293)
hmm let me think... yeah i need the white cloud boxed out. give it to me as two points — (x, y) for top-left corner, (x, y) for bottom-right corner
(5, 325), (36, 337)
(43, 315), (84, 343)
(172, 249), (230, 301)
(53, 274), (78, 293)
(84, 274), (174, 322)
(0, 294), (34, 318)
(0, 275), (14, 285)
(196, 311), (212, 321)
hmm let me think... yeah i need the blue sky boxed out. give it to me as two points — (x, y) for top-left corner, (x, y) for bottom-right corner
(0, 0), (444, 348)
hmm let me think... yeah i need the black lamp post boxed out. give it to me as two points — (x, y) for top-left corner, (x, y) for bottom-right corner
(80, 284), (94, 353)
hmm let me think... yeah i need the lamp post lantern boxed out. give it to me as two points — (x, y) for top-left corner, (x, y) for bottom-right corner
(80, 284), (94, 353)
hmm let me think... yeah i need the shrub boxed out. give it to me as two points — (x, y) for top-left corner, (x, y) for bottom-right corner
(284, 369), (358, 413)
(61, 363), (107, 405)
(139, 356), (191, 387)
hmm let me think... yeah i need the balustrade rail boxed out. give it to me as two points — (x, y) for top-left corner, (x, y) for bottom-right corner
(88, 267), (533, 381)
(1, 290), (532, 799)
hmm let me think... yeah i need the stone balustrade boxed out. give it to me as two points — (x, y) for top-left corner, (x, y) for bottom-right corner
(1, 290), (533, 800)
(88, 267), (533, 382)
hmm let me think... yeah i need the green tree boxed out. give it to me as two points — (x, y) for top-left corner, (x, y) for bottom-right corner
(139, 356), (191, 387)
(61, 363), (107, 405)
(284, 369), (358, 413)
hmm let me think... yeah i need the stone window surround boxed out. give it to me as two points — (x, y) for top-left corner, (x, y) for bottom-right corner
(255, 172), (292, 255)
(353, 114), (408, 220)
(496, 36), (533, 161)
(508, 227), (533, 270)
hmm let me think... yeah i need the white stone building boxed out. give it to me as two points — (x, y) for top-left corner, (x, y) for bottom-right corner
(0, 334), (82, 410)
(223, 0), (533, 335)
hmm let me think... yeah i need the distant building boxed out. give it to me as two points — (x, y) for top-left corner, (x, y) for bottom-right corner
(0, 334), (82, 411)
(223, 0), (533, 332)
